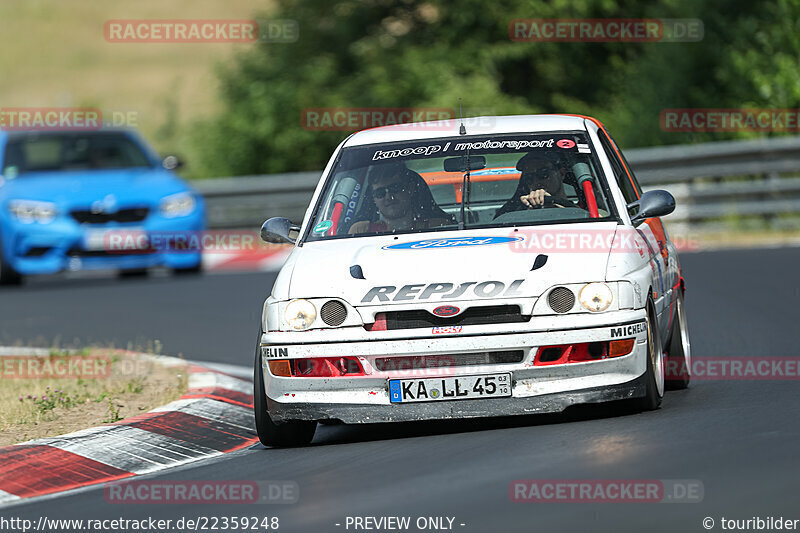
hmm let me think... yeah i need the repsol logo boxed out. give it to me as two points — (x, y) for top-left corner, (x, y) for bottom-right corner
(361, 280), (525, 303)
(610, 322), (646, 338)
(262, 347), (289, 358)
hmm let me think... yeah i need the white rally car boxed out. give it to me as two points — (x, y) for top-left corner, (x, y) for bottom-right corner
(254, 114), (691, 447)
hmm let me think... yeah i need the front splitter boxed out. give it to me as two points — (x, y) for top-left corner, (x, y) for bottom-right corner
(266, 373), (647, 424)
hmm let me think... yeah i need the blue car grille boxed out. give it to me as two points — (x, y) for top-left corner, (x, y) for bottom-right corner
(70, 207), (149, 224)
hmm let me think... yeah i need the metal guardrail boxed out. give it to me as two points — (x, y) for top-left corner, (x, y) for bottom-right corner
(196, 172), (320, 229)
(194, 136), (800, 229)
(627, 136), (800, 225)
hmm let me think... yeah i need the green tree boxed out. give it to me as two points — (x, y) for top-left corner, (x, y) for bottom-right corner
(194, 0), (800, 177)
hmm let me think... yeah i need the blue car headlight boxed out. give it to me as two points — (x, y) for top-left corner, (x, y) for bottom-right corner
(8, 200), (58, 224)
(159, 192), (196, 218)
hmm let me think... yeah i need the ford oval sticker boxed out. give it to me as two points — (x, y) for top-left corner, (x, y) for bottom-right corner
(432, 305), (461, 317)
(383, 236), (522, 250)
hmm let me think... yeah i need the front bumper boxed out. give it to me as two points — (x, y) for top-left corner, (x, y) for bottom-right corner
(267, 375), (646, 424)
(1, 213), (204, 274)
(260, 310), (649, 423)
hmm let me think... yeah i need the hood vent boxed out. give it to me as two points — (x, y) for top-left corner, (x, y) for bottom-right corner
(349, 264), (365, 280)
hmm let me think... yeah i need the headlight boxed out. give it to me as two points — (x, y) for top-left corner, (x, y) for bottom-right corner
(8, 200), (57, 224)
(579, 282), (613, 312)
(284, 299), (317, 330)
(160, 192), (196, 218)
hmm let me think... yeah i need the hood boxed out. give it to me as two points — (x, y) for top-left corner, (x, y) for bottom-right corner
(0, 168), (190, 208)
(284, 223), (619, 305)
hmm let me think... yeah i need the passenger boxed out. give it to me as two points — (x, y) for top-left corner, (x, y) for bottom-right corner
(494, 153), (576, 219)
(349, 164), (453, 233)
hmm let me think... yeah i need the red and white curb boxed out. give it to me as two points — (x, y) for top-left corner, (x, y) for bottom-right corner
(0, 354), (257, 506)
(202, 245), (291, 273)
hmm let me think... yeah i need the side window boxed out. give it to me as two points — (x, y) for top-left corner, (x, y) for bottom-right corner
(606, 131), (644, 197)
(597, 129), (638, 204)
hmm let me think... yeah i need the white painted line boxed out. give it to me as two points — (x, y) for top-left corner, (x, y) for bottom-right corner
(190, 360), (252, 380)
(189, 372), (252, 394)
(0, 489), (20, 504)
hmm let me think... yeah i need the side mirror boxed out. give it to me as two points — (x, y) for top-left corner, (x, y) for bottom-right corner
(261, 217), (300, 244)
(627, 190), (675, 226)
(162, 155), (184, 171)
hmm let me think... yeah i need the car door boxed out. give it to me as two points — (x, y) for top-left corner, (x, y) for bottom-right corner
(597, 129), (676, 340)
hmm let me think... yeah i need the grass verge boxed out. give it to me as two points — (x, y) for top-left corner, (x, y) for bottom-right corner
(0, 349), (187, 447)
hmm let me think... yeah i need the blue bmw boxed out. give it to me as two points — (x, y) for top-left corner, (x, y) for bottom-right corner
(0, 129), (205, 284)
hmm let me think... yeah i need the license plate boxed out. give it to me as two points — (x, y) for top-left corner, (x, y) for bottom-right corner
(83, 228), (146, 251)
(389, 373), (511, 403)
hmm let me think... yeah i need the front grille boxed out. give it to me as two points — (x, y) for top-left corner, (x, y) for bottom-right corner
(67, 247), (155, 258)
(320, 300), (348, 326)
(547, 287), (575, 313)
(374, 350), (524, 372)
(71, 207), (149, 224)
(24, 247), (51, 257)
(381, 305), (528, 330)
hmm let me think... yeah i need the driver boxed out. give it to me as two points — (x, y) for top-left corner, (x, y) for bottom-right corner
(494, 153), (575, 218)
(349, 164), (452, 234)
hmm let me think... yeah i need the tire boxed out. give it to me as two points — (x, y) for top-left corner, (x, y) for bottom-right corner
(635, 300), (665, 411)
(118, 268), (149, 278)
(253, 329), (316, 447)
(665, 289), (691, 390)
(0, 242), (23, 286)
(173, 263), (202, 276)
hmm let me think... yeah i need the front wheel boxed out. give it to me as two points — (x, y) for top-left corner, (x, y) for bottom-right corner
(118, 268), (149, 278)
(665, 289), (691, 390)
(0, 242), (23, 286)
(173, 263), (202, 276)
(635, 300), (665, 411)
(253, 330), (316, 447)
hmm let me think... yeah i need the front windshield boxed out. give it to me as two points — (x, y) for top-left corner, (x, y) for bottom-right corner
(305, 132), (616, 242)
(2, 132), (152, 177)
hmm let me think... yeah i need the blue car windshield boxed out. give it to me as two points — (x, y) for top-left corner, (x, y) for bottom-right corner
(3, 132), (152, 176)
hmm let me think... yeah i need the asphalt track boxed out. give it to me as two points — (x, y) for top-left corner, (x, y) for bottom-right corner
(2, 246), (800, 532)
